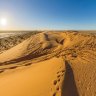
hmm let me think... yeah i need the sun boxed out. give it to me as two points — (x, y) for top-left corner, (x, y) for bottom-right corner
(0, 18), (7, 27)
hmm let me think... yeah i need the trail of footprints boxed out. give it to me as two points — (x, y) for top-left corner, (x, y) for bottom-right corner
(51, 67), (65, 96)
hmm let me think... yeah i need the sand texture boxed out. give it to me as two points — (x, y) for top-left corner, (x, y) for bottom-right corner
(0, 31), (96, 96)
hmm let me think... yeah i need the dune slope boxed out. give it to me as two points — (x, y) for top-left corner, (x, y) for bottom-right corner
(0, 58), (65, 96)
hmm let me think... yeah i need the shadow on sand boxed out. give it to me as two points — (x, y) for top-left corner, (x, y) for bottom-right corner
(0, 53), (35, 65)
(61, 60), (79, 96)
(0, 51), (47, 66)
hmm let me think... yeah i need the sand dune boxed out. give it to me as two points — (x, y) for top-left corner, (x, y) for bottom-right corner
(0, 58), (65, 96)
(0, 31), (96, 96)
(0, 31), (40, 53)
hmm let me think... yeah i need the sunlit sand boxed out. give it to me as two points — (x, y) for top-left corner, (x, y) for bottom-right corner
(0, 31), (96, 96)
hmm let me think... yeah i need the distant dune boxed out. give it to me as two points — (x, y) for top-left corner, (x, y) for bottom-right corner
(0, 31), (96, 96)
(0, 31), (40, 53)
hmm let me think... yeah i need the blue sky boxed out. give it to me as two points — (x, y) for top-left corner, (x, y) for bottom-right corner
(0, 0), (96, 30)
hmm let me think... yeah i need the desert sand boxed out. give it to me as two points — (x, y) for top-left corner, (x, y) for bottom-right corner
(0, 31), (96, 96)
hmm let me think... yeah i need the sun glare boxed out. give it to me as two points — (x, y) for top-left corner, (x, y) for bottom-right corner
(0, 18), (7, 27)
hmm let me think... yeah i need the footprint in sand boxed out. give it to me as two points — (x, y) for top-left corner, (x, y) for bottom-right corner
(57, 69), (65, 78)
(61, 69), (65, 73)
(57, 71), (60, 74)
(61, 73), (64, 77)
(57, 75), (61, 78)
(51, 68), (65, 96)
(51, 77), (59, 96)
(57, 78), (60, 82)
(53, 80), (57, 85)
(52, 92), (56, 96)
(56, 86), (59, 91)
(51, 67), (65, 96)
